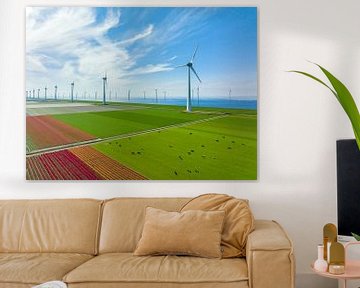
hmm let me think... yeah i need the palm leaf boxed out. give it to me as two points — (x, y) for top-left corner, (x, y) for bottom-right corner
(289, 64), (360, 150)
(351, 232), (360, 241)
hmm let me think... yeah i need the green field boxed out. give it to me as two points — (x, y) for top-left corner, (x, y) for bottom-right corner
(93, 113), (257, 180)
(53, 107), (216, 138)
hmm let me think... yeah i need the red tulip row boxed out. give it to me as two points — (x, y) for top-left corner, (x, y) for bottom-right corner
(26, 115), (95, 151)
(26, 147), (147, 180)
(26, 150), (101, 180)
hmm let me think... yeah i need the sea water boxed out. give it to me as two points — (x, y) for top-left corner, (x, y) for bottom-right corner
(27, 97), (257, 110)
(123, 98), (257, 110)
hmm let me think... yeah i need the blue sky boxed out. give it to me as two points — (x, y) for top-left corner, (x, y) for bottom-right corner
(26, 7), (257, 100)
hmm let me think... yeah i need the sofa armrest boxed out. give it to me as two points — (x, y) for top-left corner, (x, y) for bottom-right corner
(246, 220), (295, 288)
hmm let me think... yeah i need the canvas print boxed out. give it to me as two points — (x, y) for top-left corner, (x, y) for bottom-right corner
(26, 7), (258, 180)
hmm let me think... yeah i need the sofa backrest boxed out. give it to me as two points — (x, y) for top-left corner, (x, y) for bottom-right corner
(0, 199), (102, 255)
(99, 197), (190, 253)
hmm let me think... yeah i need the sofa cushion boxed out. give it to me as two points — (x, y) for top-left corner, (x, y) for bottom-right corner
(0, 199), (102, 254)
(0, 253), (93, 285)
(181, 194), (254, 258)
(99, 198), (190, 253)
(134, 207), (225, 258)
(63, 253), (248, 285)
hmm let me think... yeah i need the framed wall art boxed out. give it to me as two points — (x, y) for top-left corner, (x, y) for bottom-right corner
(26, 7), (258, 180)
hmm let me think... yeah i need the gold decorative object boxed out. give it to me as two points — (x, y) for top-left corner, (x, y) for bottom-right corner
(323, 223), (337, 261)
(329, 242), (345, 264)
(329, 242), (345, 275)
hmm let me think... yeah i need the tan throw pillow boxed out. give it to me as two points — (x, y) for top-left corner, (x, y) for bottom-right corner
(134, 207), (225, 258)
(181, 193), (254, 258)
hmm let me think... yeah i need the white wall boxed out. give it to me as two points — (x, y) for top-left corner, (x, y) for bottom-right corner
(0, 0), (359, 287)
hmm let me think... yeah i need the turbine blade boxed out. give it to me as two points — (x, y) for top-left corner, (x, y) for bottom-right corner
(190, 66), (202, 83)
(190, 45), (198, 63)
(175, 64), (187, 68)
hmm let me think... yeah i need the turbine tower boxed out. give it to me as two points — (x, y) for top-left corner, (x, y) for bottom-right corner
(163, 91), (167, 101)
(228, 88), (232, 101)
(143, 90), (146, 100)
(176, 46), (202, 112)
(128, 89), (131, 102)
(37, 89), (40, 99)
(102, 73), (107, 105)
(70, 82), (74, 102)
(155, 89), (158, 103)
(197, 86), (200, 106)
(44, 86), (47, 100)
(54, 85), (58, 100)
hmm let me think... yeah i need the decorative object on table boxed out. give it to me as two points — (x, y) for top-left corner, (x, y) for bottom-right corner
(329, 242), (345, 275)
(289, 63), (360, 150)
(25, 7), (258, 181)
(314, 244), (328, 272)
(323, 223), (337, 262)
(32, 281), (67, 288)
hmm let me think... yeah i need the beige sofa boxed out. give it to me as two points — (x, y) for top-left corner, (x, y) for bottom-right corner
(0, 198), (295, 288)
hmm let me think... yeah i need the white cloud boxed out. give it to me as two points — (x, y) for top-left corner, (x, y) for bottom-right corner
(26, 8), (164, 95)
(126, 63), (174, 76)
(25, 7), (236, 100)
(120, 24), (154, 45)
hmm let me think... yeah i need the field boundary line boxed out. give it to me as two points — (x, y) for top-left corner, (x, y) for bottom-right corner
(26, 114), (228, 157)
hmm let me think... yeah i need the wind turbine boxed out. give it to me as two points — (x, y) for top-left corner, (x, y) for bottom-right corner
(102, 73), (107, 105)
(70, 82), (74, 102)
(44, 86), (47, 100)
(54, 85), (58, 100)
(155, 89), (158, 103)
(176, 46), (202, 112)
(228, 88), (232, 101)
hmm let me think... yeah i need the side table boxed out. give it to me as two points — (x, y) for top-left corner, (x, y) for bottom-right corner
(311, 242), (360, 288)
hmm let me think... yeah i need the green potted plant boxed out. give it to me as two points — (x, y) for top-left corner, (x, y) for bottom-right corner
(290, 63), (360, 150)
(290, 63), (360, 241)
